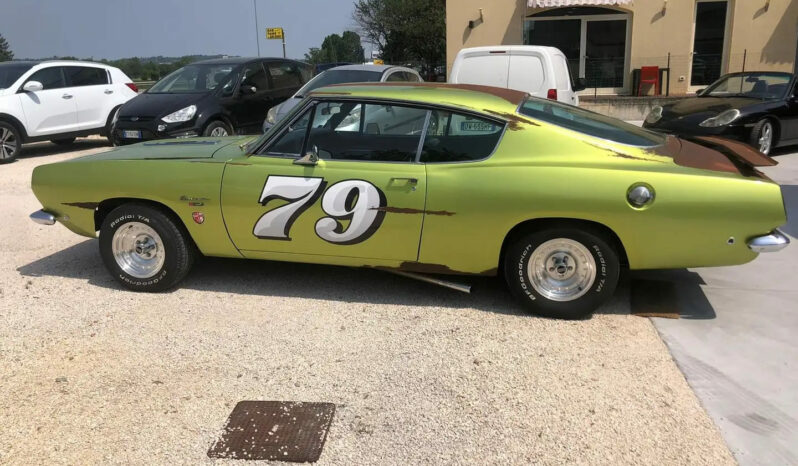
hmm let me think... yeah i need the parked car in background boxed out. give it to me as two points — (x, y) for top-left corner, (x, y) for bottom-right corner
(449, 46), (585, 106)
(31, 83), (788, 319)
(644, 71), (798, 155)
(314, 62), (352, 74)
(112, 57), (312, 145)
(262, 64), (422, 132)
(0, 60), (137, 163)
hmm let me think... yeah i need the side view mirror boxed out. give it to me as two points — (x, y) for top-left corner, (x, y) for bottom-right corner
(22, 81), (43, 92)
(240, 85), (257, 95)
(293, 145), (319, 166)
(572, 77), (587, 92)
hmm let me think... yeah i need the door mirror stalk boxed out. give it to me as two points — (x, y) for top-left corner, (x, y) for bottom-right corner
(293, 145), (319, 166)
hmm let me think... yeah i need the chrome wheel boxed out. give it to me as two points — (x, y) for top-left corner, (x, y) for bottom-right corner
(1, 126), (18, 160)
(527, 238), (596, 302)
(209, 126), (228, 137)
(758, 122), (773, 154)
(111, 222), (165, 279)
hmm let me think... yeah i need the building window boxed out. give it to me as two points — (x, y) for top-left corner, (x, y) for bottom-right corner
(525, 7), (629, 91)
(691, 1), (729, 86)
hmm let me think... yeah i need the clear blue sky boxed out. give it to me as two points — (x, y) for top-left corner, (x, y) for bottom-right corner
(0, 0), (370, 60)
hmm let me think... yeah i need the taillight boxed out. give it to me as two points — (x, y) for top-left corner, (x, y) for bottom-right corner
(547, 88), (557, 100)
(125, 82), (139, 93)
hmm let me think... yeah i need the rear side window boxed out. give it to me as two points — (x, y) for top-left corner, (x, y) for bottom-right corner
(26, 67), (66, 90)
(518, 97), (665, 147)
(421, 111), (504, 163)
(65, 66), (108, 86)
(241, 63), (270, 91)
(385, 71), (405, 82)
(268, 62), (304, 89)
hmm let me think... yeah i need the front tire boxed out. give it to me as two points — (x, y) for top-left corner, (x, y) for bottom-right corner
(202, 120), (232, 137)
(750, 118), (776, 155)
(0, 121), (21, 164)
(503, 227), (620, 319)
(99, 204), (195, 292)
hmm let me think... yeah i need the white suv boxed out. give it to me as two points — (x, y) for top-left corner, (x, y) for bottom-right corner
(0, 60), (138, 163)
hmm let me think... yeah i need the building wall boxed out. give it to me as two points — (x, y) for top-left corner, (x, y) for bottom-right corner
(445, 0), (798, 96)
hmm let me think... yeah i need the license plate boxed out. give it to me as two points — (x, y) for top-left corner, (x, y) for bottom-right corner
(122, 130), (142, 139)
(460, 121), (495, 132)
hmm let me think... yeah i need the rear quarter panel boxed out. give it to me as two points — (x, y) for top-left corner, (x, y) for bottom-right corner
(419, 124), (786, 273)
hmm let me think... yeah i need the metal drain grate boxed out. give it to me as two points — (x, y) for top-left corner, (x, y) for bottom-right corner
(630, 279), (680, 319)
(208, 401), (336, 462)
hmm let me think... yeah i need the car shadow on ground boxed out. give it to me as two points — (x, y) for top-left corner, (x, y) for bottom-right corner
(16, 139), (112, 160)
(626, 269), (717, 319)
(18, 239), (639, 319)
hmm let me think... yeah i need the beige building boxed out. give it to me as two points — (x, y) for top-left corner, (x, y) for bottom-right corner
(446, 0), (798, 95)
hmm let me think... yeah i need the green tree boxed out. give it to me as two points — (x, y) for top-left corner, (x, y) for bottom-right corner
(0, 34), (14, 62)
(304, 31), (365, 65)
(353, 0), (445, 73)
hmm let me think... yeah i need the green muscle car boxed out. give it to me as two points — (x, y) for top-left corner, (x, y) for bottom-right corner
(30, 83), (790, 319)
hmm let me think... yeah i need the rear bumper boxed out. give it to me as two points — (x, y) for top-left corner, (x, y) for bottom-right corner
(748, 229), (790, 253)
(30, 210), (56, 225)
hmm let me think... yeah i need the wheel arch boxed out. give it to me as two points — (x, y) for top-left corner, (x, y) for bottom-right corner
(94, 197), (198, 249)
(0, 113), (28, 141)
(498, 217), (629, 273)
(202, 114), (235, 135)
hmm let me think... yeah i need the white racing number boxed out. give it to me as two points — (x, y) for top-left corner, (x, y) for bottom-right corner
(315, 180), (387, 245)
(253, 176), (326, 240)
(253, 176), (387, 245)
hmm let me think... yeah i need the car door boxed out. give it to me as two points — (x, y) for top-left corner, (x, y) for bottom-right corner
(227, 61), (274, 132)
(17, 66), (78, 136)
(220, 99), (428, 262)
(63, 66), (113, 130)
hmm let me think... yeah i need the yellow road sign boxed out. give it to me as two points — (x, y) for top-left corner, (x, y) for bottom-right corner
(266, 28), (284, 40)
(373, 59), (384, 65)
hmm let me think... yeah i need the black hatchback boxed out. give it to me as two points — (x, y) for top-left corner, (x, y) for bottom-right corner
(113, 57), (312, 145)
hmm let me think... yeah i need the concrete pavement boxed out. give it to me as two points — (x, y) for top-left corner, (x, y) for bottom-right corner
(646, 148), (798, 465)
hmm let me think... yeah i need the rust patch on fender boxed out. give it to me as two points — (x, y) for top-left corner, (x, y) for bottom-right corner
(62, 202), (98, 210)
(371, 206), (455, 216)
(482, 109), (538, 130)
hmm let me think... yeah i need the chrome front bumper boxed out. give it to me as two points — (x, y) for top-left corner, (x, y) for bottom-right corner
(30, 210), (56, 225)
(748, 229), (790, 253)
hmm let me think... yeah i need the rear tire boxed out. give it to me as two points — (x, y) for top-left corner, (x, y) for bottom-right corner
(202, 120), (232, 137)
(749, 118), (776, 155)
(503, 227), (620, 319)
(0, 121), (22, 163)
(99, 204), (195, 292)
(50, 137), (76, 145)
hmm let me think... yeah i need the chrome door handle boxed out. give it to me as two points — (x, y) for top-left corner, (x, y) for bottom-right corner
(104, 89), (113, 94)
(62, 94), (73, 99)
(391, 177), (418, 184)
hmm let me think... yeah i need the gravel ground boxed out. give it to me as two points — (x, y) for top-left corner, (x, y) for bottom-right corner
(0, 138), (734, 465)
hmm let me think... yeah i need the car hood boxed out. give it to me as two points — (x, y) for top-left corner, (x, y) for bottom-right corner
(118, 92), (209, 118)
(665, 96), (761, 117)
(68, 136), (250, 162)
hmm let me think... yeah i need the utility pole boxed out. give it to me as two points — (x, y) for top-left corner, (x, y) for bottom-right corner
(253, 0), (261, 57)
(282, 30), (286, 58)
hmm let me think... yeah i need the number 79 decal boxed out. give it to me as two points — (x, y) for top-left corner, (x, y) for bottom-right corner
(253, 175), (387, 245)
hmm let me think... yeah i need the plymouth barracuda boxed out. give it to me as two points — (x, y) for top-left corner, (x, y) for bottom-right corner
(30, 83), (790, 319)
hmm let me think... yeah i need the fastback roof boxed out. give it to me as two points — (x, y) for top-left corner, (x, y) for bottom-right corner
(310, 82), (528, 115)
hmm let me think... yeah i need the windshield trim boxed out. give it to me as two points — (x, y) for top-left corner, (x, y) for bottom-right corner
(516, 97), (666, 149)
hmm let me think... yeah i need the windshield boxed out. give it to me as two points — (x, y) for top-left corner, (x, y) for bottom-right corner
(0, 63), (35, 89)
(295, 69), (382, 97)
(148, 64), (236, 94)
(702, 73), (792, 100)
(518, 97), (665, 147)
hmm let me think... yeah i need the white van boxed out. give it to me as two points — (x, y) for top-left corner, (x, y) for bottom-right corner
(449, 46), (585, 106)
